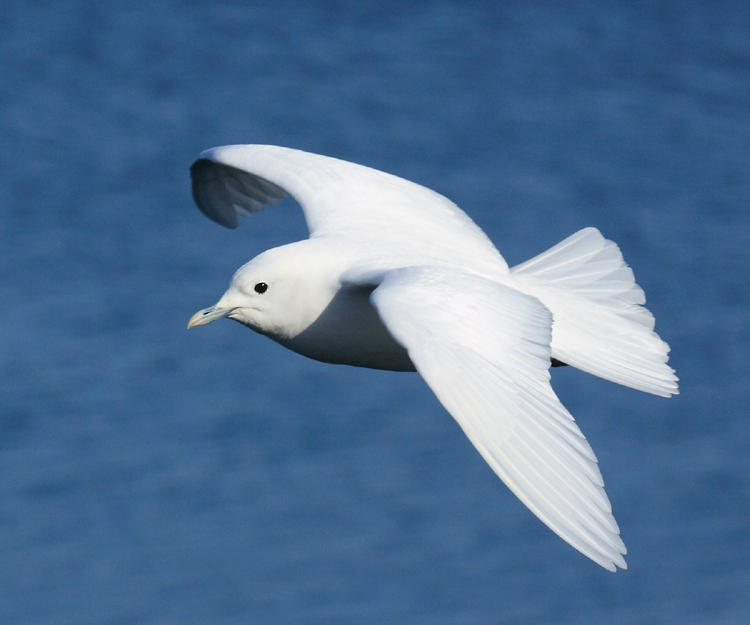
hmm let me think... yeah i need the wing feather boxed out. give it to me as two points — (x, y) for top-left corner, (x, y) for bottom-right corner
(190, 144), (508, 271)
(368, 266), (627, 571)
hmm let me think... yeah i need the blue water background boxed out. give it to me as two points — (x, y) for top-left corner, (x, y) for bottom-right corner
(2, 2), (749, 623)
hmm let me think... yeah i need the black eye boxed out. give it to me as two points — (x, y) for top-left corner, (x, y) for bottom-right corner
(254, 282), (268, 294)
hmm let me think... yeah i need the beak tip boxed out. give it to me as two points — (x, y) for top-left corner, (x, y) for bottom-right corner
(187, 306), (233, 329)
(187, 309), (208, 329)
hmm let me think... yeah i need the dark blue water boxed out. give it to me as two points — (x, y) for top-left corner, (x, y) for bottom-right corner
(2, 2), (749, 623)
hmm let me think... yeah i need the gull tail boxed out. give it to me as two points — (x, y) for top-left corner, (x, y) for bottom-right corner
(510, 228), (679, 397)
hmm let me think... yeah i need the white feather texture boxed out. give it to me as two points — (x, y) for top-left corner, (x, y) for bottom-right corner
(512, 228), (678, 397)
(191, 145), (509, 273)
(188, 144), (679, 571)
(370, 267), (627, 571)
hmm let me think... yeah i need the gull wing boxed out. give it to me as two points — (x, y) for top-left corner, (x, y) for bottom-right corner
(364, 266), (627, 571)
(190, 145), (508, 271)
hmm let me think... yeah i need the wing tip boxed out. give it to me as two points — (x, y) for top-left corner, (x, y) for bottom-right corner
(189, 164), (238, 229)
(190, 147), (291, 229)
(590, 536), (628, 572)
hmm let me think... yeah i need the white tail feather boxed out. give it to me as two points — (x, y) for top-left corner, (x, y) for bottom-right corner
(511, 228), (679, 397)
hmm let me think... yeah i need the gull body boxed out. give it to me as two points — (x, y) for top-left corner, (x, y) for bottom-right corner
(200, 239), (415, 370)
(187, 144), (678, 571)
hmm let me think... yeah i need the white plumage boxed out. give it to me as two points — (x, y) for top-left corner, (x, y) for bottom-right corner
(188, 144), (678, 571)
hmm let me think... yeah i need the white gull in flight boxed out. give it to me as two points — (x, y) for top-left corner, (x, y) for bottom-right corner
(187, 145), (678, 571)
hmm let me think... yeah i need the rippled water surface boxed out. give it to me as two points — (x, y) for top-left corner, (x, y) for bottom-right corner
(2, 2), (749, 623)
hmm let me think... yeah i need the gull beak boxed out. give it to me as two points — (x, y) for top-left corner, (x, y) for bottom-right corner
(187, 306), (236, 329)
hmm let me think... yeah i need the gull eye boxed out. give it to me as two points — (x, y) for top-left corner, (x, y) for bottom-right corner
(254, 282), (268, 294)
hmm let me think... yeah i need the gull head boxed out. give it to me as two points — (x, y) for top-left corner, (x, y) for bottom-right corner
(187, 243), (336, 341)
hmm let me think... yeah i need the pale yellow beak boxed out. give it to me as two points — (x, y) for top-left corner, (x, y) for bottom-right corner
(187, 306), (235, 329)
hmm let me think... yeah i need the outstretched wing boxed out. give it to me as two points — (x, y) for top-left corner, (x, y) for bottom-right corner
(364, 266), (627, 571)
(190, 144), (508, 271)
